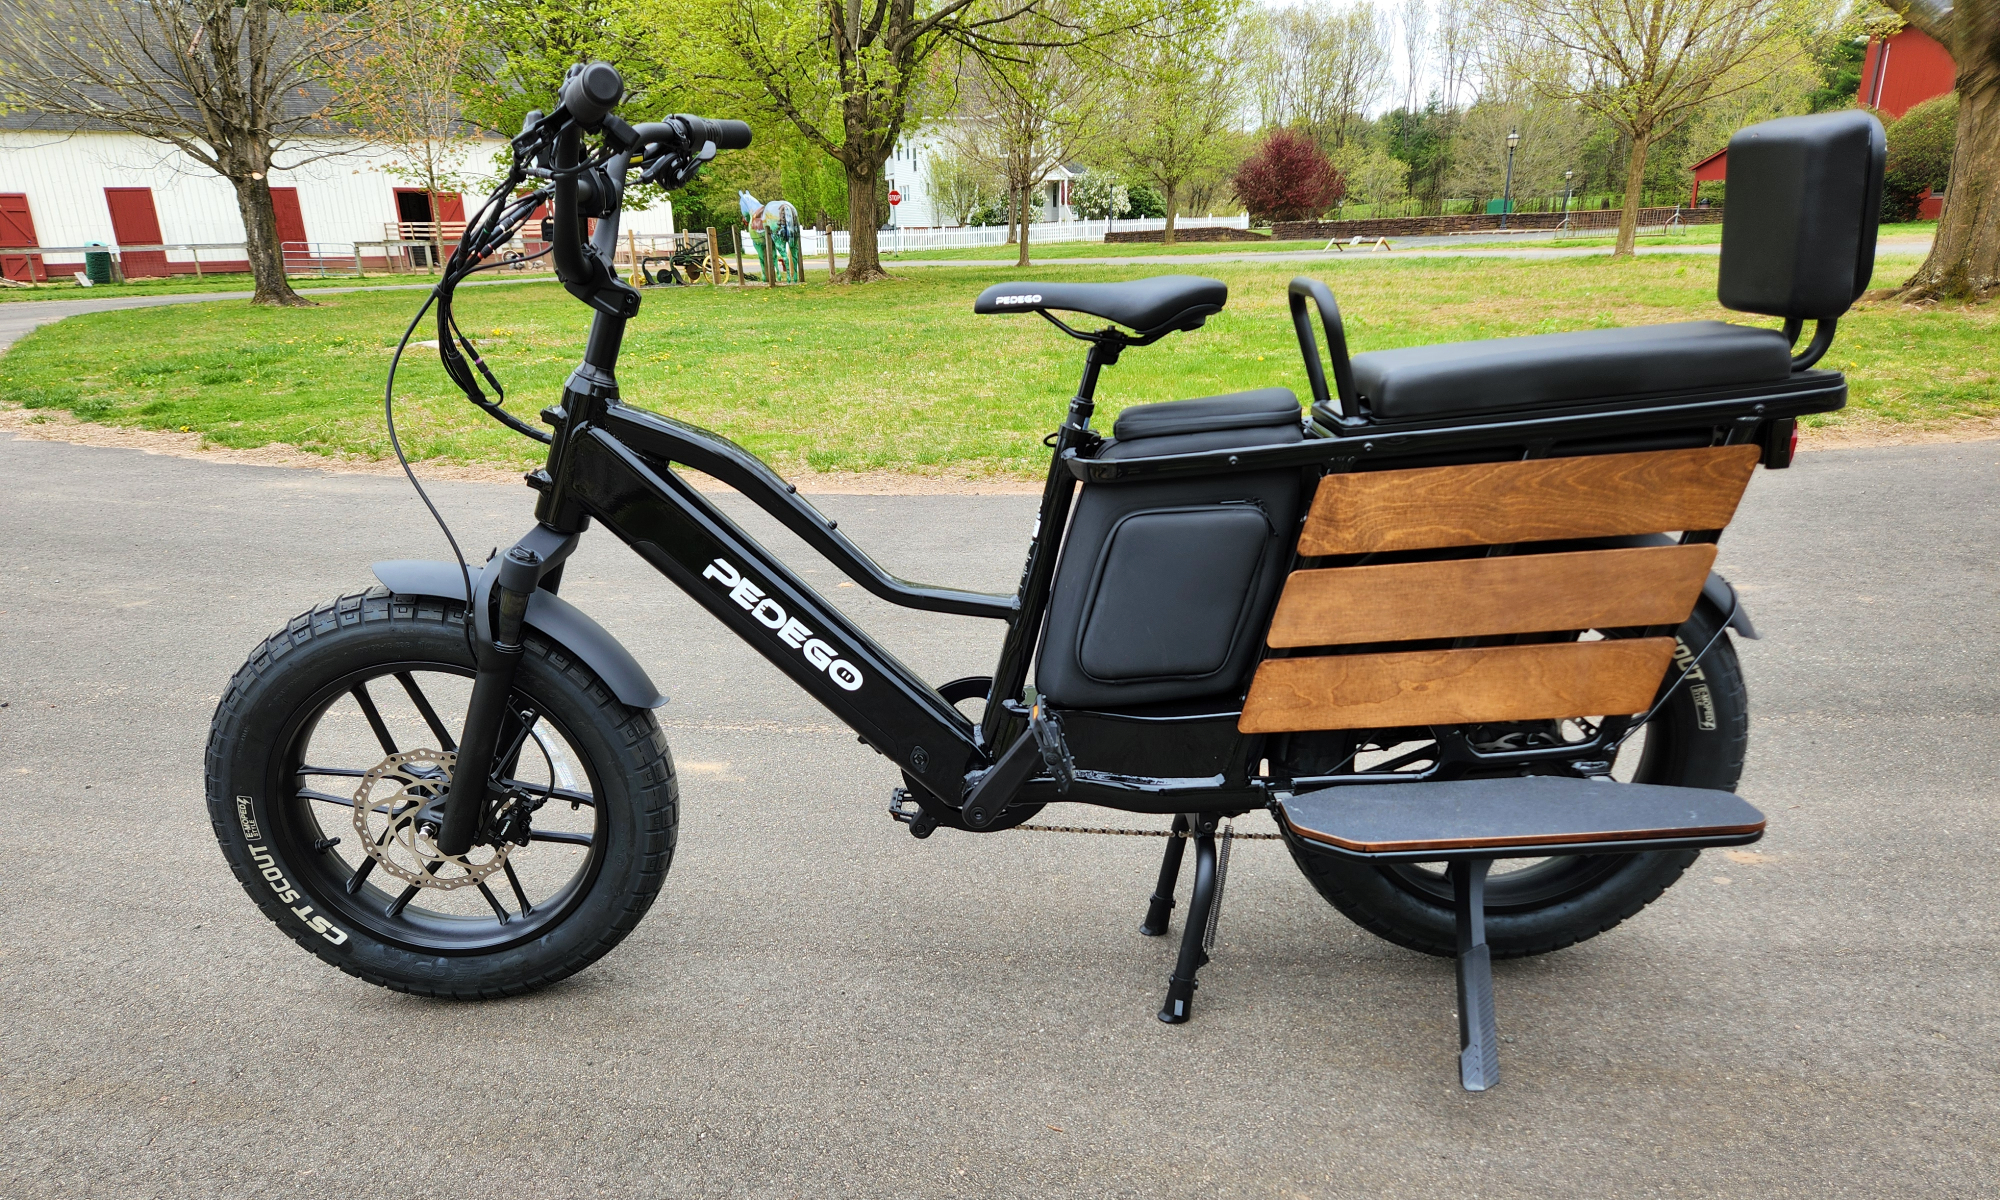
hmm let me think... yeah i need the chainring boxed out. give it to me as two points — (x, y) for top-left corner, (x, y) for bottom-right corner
(352, 748), (513, 890)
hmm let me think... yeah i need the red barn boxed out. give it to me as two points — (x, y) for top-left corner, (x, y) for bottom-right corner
(1859, 27), (1957, 119)
(1687, 28), (1957, 216)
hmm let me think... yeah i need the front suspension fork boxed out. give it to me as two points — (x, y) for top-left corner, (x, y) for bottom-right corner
(436, 544), (546, 857)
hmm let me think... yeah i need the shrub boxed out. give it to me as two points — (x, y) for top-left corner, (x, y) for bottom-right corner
(1069, 172), (1130, 220)
(1881, 94), (1958, 222)
(1232, 128), (1344, 223)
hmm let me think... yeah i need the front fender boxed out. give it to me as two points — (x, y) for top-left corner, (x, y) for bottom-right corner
(371, 559), (668, 709)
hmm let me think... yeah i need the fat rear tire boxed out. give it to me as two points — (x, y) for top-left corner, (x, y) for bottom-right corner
(1288, 607), (1748, 958)
(205, 587), (677, 997)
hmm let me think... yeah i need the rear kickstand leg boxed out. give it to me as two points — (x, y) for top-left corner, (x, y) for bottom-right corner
(1139, 814), (1191, 936)
(1158, 818), (1217, 1024)
(1453, 858), (1500, 1091)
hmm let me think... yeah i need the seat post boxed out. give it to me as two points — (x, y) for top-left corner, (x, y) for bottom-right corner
(1067, 334), (1124, 431)
(1452, 858), (1500, 1091)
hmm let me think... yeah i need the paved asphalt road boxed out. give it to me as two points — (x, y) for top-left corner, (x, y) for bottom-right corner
(0, 433), (1993, 1197)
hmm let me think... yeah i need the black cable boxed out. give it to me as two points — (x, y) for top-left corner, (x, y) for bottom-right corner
(383, 286), (476, 654)
(1604, 591), (1742, 758)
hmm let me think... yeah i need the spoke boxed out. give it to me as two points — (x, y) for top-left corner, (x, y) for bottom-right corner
(498, 779), (595, 808)
(476, 880), (511, 923)
(298, 765), (370, 779)
(346, 854), (378, 894)
(396, 672), (458, 752)
(351, 684), (398, 757)
(502, 860), (534, 915)
(386, 883), (421, 918)
(528, 829), (592, 847)
(299, 788), (360, 808)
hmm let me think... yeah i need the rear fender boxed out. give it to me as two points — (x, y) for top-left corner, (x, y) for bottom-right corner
(1700, 571), (1759, 640)
(371, 559), (668, 709)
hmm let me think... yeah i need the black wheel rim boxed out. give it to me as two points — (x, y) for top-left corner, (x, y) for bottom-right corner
(269, 661), (609, 955)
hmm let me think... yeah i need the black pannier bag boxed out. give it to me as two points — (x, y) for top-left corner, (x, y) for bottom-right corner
(1037, 388), (1305, 709)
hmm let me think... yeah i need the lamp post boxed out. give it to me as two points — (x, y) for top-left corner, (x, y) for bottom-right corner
(1561, 169), (1574, 233)
(1500, 128), (1520, 230)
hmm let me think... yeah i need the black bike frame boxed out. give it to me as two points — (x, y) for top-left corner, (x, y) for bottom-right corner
(436, 103), (1846, 828)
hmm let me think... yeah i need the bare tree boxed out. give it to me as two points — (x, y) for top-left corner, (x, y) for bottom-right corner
(1878, 0), (1999, 302)
(331, 0), (477, 274)
(1398, 0), (1429, 115)
(1434, 0), (1478, 108)
(1502, 0), (1802, 256)
(1249, 0), (1392, 148)
(0, 1), (362, 305)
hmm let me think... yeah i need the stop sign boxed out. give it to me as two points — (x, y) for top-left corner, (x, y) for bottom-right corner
(888, 189), (902, 206)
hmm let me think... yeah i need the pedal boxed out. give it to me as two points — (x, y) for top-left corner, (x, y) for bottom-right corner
(888, 789), (938, 839)
(1030, 704), (1075, 793)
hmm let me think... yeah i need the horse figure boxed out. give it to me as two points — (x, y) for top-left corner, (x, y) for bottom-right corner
(740, 191), (804, 282)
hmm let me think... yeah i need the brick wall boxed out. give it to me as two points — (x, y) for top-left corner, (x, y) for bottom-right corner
(1269, 206), (1722, 241)
(1102, 226), (1274, 244)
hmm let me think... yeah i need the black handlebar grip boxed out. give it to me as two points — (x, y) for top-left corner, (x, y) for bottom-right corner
(676, 115), (752, 151)
(709, 120), (753, 151)
(561, 61), (624, 128)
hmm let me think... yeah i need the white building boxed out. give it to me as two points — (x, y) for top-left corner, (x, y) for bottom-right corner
(0, 117), (678, 280)
(880, 129), (1079, 229)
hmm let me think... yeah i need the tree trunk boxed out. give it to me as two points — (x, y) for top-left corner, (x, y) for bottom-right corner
(1893, 78), (1999, 301)
(842, 163), (889, 282)
(1162, 183), (1179, 246)
(230, 174), (310, 306)
(1017, 185), (1032, 267)
(1004, 184), (1017, 244)
(1615, 132), (1652, 258)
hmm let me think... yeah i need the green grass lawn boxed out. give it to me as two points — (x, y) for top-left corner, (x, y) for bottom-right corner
(0, 270), (493, 303)
(881, 238), (1339, 262)
(0, 252), (1986, 479)
(879, 222), (1939, 261)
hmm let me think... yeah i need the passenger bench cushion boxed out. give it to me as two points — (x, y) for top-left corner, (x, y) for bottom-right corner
(1350, 321), (1792, 420)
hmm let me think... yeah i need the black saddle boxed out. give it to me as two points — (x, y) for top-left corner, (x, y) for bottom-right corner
(1349, 321), (1794, 420)
(973, 275), (1226, 338)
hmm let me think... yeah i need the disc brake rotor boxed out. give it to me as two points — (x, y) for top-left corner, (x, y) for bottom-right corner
(352, 748), (514, 890)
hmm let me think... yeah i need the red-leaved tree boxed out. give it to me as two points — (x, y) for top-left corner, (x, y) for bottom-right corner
(1233, 129), (1345, 223)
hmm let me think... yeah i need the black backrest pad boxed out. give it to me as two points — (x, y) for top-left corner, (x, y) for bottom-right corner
(1038, 415), (1303, 708)
(1718, 110), (1885, 321)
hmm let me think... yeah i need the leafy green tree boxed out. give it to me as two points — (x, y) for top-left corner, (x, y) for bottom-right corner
(1881, 92), (1960, 220)
(456, 0), (668, 139)
(1109, 8), (1242, 243)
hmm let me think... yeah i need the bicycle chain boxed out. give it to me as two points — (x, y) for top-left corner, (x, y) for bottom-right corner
(1010, 822), (1284, 841)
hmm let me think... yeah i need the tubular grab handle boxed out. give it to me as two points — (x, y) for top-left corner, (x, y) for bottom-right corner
(1288, 277), (1358, 419)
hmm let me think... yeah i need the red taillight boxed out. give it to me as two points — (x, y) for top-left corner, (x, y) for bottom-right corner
(1761, 417), (1799, 469)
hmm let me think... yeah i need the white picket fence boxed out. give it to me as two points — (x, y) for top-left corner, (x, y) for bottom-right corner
(797, 214), (1251, 257)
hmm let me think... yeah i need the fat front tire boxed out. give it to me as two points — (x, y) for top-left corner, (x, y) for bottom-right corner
(205, 587), (677, 997)
(1288, 607), (1749, 959)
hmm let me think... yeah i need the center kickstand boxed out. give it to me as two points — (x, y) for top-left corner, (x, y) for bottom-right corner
(1159, 816), (1231, 1024)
